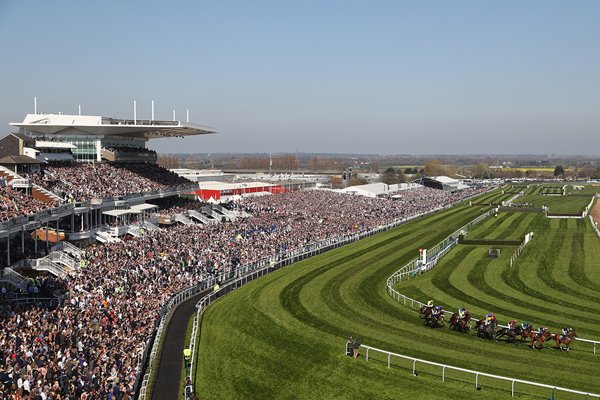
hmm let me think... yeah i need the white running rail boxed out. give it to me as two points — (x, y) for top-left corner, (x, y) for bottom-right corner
(360, 344), (600, 398)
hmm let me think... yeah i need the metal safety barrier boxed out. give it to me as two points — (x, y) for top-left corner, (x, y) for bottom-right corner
(360, 344), (600, 398)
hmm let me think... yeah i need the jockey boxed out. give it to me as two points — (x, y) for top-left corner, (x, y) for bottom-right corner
(433, 305), (443, 316)
(458, 307), (466, 319)
(508, 320), (516, 330)
(537, 326), (545, 336)
(426, 300), (434, 308)
(521, 321), (530, 330)
(562, 327), (571, 337)
(485, 313), (495, 325)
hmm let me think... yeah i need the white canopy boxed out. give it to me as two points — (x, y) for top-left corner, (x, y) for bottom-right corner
(130, 203), (157, 212)
(102, 209), (131, 217)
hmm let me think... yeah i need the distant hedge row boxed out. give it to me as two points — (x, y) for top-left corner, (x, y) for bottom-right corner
(459, 237), (522, 246)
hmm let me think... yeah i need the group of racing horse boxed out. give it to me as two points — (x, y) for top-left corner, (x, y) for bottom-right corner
(419, 302), (577, 351)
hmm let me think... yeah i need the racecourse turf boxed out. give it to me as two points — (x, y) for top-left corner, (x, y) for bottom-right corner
(194, 193), (600, 399)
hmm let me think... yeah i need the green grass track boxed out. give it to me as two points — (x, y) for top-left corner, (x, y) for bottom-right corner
(194, 202), (600, 399)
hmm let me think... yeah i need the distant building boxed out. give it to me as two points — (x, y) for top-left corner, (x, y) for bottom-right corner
(419, 176), (469, 192)
(170, 168), (234, 182)
(336, 182), (423, 198)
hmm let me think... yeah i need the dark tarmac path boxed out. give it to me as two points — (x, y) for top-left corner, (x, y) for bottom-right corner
(151, 289), (210, 400)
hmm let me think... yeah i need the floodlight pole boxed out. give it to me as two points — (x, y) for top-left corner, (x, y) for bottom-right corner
(134, 100), (137, 124)
(173, 109), (176, 121)
(78, 104), (81, 116)
(151, 100), (155, 121)
(186, 109), (189, 123)
(34, 97), (37, 114)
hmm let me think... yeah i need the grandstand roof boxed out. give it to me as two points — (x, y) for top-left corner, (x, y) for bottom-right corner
(0, 155), (43, 165)
(10, 113), (216, 139)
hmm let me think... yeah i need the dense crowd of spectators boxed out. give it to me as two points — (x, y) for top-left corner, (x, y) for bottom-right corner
(102, 146), (156, 155)
(25, 163), (191, 202)
(0, 187), (484, 399)
(152, 197), (207, 216)
(0, 186), (58, 222)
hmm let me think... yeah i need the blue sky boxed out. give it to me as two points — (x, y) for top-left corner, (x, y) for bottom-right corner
(1, 0), (599, 155)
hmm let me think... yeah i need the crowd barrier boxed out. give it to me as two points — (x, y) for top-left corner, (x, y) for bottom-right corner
(360, 344), (600, 398)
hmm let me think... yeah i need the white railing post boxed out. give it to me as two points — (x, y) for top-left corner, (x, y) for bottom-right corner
(387, 353), (391, 368)
(442, 366), (445, 382)
(511, 380), (515, 397)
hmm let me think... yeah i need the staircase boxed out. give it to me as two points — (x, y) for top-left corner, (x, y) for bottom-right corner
(0, 268), (29, 288)
(141, 221), (161, 232)
(46, 251), (78, 272)
(188, 210), (214, 225)
(127, 225), (143, 237)
(174, 213), (195, 225)
(13, 258), (68, 279)
(51, 241), (84, 259)
(201, 206), (224, 222)
(93, 229), (122, 243)
(212, 204), (237, 221)
(31, 183), (63, 203)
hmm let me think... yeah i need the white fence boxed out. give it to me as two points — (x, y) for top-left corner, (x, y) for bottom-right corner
(508, 236), (529, 269)
(360, 344), (600, 398)
(589, 215), (600, 238)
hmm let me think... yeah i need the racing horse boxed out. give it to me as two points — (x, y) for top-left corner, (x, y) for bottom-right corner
(554, 329), (577, 351)
(476, 319), (497, 340)
(496, 325), (518, 343)
(496, 321), (525, 343)
(528, 328), (552, 349)
(517, 324), (534, 342)
(419, 305), (433, 320)
(426, 311), (445, 328)
(449, 311), (471, 333)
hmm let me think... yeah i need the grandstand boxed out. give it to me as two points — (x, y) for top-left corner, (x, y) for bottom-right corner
(9, 112), (215, 162)
(0, 109), (216, 262)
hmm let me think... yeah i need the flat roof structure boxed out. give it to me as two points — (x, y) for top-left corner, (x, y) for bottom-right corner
(336, 182), (423, 198)
(10, 113), (216, 139)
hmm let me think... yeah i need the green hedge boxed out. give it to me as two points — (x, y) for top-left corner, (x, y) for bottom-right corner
(458, 237), (522, 246)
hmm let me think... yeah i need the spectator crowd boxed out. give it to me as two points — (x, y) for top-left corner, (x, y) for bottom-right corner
(0, 185), (58, 223)
(25, 163), (191, 202)
(0, 187), (484, 399)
